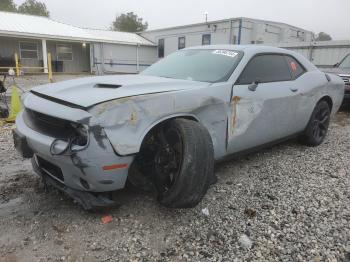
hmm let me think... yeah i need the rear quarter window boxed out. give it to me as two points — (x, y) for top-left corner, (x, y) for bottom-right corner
(285, 56), (306, 79)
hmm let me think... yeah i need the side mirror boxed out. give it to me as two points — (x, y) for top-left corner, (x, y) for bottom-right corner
(333, 63), (339, 68)
(248, 81), (260, 91)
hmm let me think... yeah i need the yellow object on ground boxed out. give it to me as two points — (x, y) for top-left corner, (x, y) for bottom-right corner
(15, 53), (20, 77)
(6, 86), (21, 123)
(48, 52), (53, 83)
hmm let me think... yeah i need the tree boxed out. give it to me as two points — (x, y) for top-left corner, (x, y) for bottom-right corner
(18, 0), (49, 17)
(0, 0), (17, 12)
(315, 32), (332, 41)
(112, 12), (148, 32)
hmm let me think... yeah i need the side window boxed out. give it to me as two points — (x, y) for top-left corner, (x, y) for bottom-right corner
(285, 56), (306, 79)
(158, 39), (164, 58)
(178, 37), (185, 50)
(202, 34), (211, 45)
(237, 54), (292, 85)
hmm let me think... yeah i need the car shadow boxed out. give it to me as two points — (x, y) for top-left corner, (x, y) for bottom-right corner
(339, 102), (350, 112)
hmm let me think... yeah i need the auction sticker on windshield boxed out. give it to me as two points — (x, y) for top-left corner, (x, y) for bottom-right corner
(212, 50), (238, 58)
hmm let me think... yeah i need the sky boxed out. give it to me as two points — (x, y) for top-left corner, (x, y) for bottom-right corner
(13, 0), (350, 40)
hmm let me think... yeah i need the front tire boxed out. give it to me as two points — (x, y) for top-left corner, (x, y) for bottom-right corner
(153, 119), (214, 208)
(300, 100), (331, 146)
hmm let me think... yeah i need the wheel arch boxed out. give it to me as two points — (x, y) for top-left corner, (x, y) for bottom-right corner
(300, 94), (333, 147)
(318, 95), (333, 112)
(131, 114), (215, 208)
(138, 113), (201, 148)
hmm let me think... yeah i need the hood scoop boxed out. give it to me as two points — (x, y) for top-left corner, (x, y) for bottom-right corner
(94, 83), (122, 89)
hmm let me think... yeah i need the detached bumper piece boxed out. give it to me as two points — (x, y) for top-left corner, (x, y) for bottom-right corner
(31, 156), (116, 210)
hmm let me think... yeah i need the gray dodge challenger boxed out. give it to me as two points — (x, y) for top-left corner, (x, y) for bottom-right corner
(13, 45), (344, 209)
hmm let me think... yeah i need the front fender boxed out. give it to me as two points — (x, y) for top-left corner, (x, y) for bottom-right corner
(89, 93), (178, 155)
(88, 90), (228, 158)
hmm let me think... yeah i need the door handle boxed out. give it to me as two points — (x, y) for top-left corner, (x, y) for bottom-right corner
(290, 87), (298, 92)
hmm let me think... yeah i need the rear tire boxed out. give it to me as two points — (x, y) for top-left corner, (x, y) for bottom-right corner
(153, 119), (214, 208)
(300, 100), (330, 146)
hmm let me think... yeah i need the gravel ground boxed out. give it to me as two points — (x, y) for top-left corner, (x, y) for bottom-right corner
(0, 77), (349, 261)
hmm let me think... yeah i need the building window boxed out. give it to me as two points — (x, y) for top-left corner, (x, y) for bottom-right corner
(233, 35), (237, 44)
(19, 42), (38, 59)
(202, 34), (211, 45)
(158, 39), (164, 58)
(290, 30), (298, 38)
(57, 44), (73, 61)
(178, 37), (185, 50)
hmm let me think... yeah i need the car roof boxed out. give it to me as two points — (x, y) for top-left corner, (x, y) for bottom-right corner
(184, 44), (318, 71)
(186, 44), (289, 53)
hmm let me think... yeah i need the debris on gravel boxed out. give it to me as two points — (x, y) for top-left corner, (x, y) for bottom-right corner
(239, 234), (253, 249)
(201, 207), (210, 216)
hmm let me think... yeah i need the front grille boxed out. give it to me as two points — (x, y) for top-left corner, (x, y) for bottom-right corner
(24, 109), (76, 138)
(37, 156), (64, 182)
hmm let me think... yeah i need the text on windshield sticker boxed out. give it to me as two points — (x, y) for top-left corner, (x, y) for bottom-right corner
(212, 50), (238, 58)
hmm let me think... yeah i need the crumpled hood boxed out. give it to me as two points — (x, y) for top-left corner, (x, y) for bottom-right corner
(31, 74), (209, 108)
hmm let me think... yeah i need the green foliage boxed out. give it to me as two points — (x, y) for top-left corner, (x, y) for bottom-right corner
(0, 0), (17, 12)
(315, 32), (332, 41)
(18, 0), (49, 17)
(0, 0), (49, 17)
(112, 12), (148, 32)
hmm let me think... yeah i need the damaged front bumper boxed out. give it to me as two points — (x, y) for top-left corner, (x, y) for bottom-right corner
(14, 95), (135, 209)
(31, 156), (115, 210)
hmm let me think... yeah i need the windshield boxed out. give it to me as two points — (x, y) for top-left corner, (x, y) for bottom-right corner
(141, 49), (243, 83)
(339, 54), (350, 68)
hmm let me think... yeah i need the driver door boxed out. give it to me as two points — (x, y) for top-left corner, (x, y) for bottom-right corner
(227, 53), (301, 154)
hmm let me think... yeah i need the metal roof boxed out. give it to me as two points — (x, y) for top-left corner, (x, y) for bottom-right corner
(84, 28), (154, 46)
(0, 11), (155, 46)
(143, 17), (313, 34)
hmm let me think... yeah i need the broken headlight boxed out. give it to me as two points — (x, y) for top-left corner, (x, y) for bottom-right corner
(70, 123), (89, 147)
(49, 123), (89, 156)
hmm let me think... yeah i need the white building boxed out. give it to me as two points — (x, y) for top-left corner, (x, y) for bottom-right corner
(0, 11), (157, 74)
(1, 12), (324, 74)
(141, 17), (314, 59)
